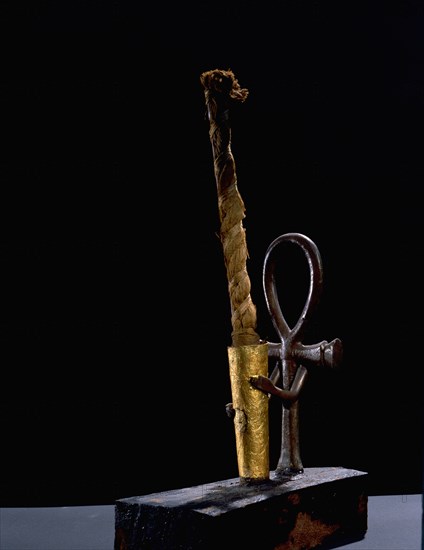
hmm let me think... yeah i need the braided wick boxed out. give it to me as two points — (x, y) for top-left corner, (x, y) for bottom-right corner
(200, 68), (261, 347)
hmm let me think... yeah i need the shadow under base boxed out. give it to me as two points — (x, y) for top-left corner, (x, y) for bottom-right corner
(114, 466), (368, 550)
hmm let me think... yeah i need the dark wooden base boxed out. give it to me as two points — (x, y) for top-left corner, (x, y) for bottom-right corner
(114, 466), (368, 550)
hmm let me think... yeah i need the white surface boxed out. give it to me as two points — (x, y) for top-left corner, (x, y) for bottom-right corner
(0, 505), (115, 550)
(0, 494), (422, 549)
(341, 494), (423, 550)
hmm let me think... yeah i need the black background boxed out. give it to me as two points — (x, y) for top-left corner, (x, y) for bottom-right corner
(2, 0), (423, 505)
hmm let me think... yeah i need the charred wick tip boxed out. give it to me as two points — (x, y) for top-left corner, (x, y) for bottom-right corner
(200, 68), (249, 102)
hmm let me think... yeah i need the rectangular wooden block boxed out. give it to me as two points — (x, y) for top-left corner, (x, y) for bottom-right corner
(115, 466), (368, 550)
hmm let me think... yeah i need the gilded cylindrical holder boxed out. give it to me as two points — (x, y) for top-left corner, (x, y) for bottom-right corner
(228, 342), (269, 482)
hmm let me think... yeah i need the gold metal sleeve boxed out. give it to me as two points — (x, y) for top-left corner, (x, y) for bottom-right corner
(228, 342), (269, 482)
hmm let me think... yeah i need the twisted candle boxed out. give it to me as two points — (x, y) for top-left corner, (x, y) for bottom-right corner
(200, 68), (260, 347)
